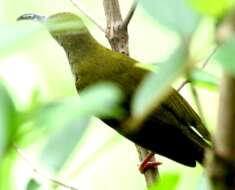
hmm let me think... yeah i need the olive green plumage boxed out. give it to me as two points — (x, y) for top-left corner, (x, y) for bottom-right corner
(18, 12), (211, 167)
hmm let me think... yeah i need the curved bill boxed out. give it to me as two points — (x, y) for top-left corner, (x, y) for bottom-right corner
(17, 13), (47, 22)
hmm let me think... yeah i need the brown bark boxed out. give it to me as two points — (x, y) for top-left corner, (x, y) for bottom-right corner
(103, 0), (158, 187)
(206, 9), (235, 190)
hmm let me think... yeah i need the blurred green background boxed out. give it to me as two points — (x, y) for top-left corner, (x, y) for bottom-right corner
(0, 0), (228, 189)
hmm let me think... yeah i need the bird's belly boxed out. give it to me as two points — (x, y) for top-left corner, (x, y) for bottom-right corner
(104, 118), (199, 167)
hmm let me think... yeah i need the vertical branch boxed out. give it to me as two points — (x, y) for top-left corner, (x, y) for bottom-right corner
(206, 10), (235, 190)
(135, 145), (159, 186)
(103, 0), (129, 55)
(216, 75), (235, 158)
(103, 0), (158, 187)
(207, 74), (235, 190)
(103, 0), (122, 24)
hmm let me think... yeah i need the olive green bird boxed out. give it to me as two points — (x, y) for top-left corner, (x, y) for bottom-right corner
(18, 12), (211, 168)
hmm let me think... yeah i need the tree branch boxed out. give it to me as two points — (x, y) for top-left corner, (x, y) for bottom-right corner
(206, 10), (235, 190)
(135, 145), (159, 186)
(103, 0), (158, 187)
(177, 46), (218, 91)
(14, 145), (79, 190)
(103, 0), (129, 55)
(122, 0), (138, 29)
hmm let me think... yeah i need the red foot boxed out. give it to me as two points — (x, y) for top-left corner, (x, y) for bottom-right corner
(138, 152), (162, 173)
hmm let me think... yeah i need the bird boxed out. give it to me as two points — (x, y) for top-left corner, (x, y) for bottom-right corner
(17, 12), (211, 170)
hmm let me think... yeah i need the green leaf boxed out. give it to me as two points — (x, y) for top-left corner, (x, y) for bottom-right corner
(38, 82), (123, 172)
(139, 0), (201, 38)
(26, 179), (40, 190)
(135, 63), (158, 72)
(33, 82), (124, 129)
(215, 37), (235, 75)
(71, 134), (122, 175)
(0, 23), (43, 58)
(188, 0), (235, 18)
(149, 172), (180, 190)
(0, 80), (17, 157)
(0, 152), (16, 190)
(191, 69), (219, 90)
(40, 117), (90, 172)
(132, 44), (188, 118)
(78, 82), (124, 118)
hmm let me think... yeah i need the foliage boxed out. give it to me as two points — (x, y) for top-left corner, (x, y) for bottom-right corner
(0, 0), (231, 189)
(149, 173), (180, 190)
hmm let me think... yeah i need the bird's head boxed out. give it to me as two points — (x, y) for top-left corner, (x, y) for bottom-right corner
(17, 12), (89, 47)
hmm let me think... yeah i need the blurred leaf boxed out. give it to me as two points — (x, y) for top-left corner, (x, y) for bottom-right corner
(135, 63), (158, 72)
(27, 89), (42, 114)
(215, 37), (235, 75)
(149, 172), (180, 190)
(69, 133), (122, 176)
(78, 82), (124, 118)
(33, 82), (123, 129)
(0, 151), (16, 190)
(139, 0), (200, 38)
(196, 172), (210, 190)
(0, 80), (17, 157)
(46, 15), (86, 33)
(40, 117), (89, 172)
(132, 43), (188, 118)
(192, 69), (219, 90)
(188, 0), (235, 18)
(0, 22), (43, 58)
(17, 88), (42, 126)
(26, 178), (40, 190)
(39, 82), (123, 172)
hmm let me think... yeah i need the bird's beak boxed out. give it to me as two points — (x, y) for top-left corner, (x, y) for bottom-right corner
(17, 13), (47, 22)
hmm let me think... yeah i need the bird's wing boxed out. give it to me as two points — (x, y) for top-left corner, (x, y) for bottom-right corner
(97, 49), (211, 143)
(150, 101), (210, 149)
(161, 89), (211, 141)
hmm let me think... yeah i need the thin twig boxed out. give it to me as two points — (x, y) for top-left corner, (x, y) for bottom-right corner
(13, 144), (79, 190)
(201, 46), (219, 69)
(177, 46), (219, 125)
(188, 77), (206, 122)
(177, 80), (189, 91)
(177, 46), (218, 91)
(70, 0), (105, 32)
(122, 0), (138, 29)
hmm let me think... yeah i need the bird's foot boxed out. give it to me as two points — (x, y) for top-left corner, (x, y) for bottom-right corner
(138, 152), (162, 173)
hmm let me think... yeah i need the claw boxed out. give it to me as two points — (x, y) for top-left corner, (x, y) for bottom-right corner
(138, 152), (162, 173)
